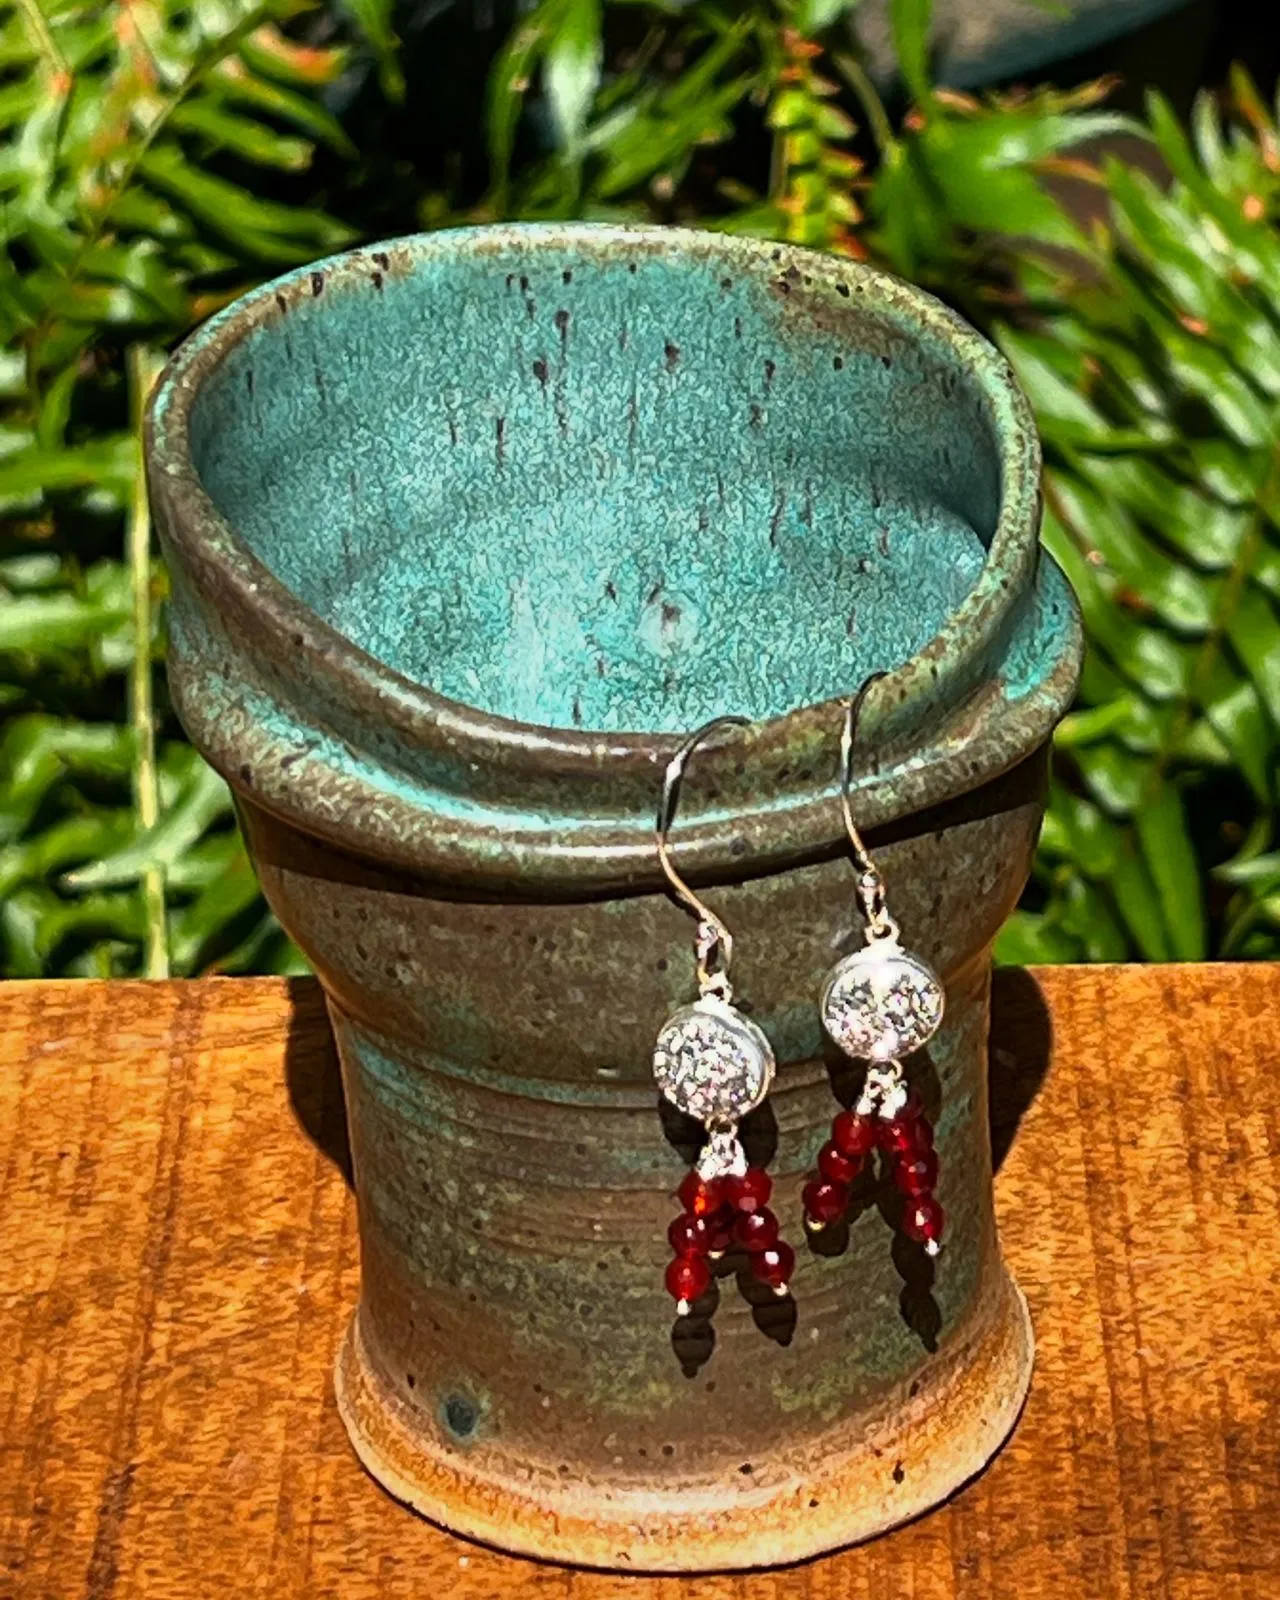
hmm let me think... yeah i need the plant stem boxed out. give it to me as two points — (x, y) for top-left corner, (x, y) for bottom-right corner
(127, 344), (169, 980)
(834, 51), (896, 156)
(15, 0), (70, 77)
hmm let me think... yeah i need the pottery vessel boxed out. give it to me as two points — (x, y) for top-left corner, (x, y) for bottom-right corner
(147, 224), (1081, 1571)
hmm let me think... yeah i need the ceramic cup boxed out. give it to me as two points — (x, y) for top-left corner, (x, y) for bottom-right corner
(147, 223), (1081, 1571)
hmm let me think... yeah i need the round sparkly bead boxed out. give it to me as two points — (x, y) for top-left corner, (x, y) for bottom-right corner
(901, 1195), (944, 1246)
(665, 1252), (711, 1307)
(724, 1166), (772, 1215)
(653, 999), (774, 1123)
(678, 1170), (724, 1217)
(894, 1149), (939, 1198)
(734, 1207), (780, 1251)
(668, 1213), (710, 1255)
(821, 944), (944, 1060)
(750, 1241), (796, 1292)
(818, 1140), (861, 1186)
(704, 1203), (735, 1255)
(802, 1178), (849, 1226)
(832, 1110), (877, 1158)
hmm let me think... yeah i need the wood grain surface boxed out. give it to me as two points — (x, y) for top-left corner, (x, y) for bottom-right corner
(1, 965), (1277, 1599)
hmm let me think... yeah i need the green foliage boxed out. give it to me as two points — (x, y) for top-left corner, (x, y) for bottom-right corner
(0, 0), (362, 977)
(996, 77), (1280, 962)
(4, 0), (1280, 974)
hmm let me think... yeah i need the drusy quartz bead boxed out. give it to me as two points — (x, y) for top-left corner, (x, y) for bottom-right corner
(652, 997), (774, 1124)
(821, 943), (944, 1062)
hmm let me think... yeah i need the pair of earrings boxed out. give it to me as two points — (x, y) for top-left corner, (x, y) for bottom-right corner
(651, 676), (946, 1317)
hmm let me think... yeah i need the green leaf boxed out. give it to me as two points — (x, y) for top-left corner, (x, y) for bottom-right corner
(340, 0), (405, 102)
(0, 587), (130, 655)
(139, 143), (354, 262)
(168, 846), (265, 973)
(486, 4), (555, 197)
(794, 0), (862, 32)
(169, 100), (313, 171)
(915, 107), (1133, 255)
(1109, 847), (1174, 961)
(1227, 587), (1280, 729)
(544, 0), (602, 157)
(0, 436), (133, 507)
(1058, 876), (1129, 963)
(1052, 473), (1218, 634)
(889, 0), (932, 107)
(1134, 785), (1207, 959)
(995, 910), (1083, 964)
(63, 759), (231, 889)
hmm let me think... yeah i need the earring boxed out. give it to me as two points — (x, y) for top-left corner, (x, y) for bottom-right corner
(802, 676), (947, 1255)
(653, 717), (796, 1316)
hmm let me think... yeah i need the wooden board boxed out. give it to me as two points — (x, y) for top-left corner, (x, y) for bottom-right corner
(1, 965), (1277, 1598)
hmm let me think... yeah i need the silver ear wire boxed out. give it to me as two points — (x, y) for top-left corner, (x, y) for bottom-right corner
(837, 673), (898, 942)
(655, 715), (749, 1001)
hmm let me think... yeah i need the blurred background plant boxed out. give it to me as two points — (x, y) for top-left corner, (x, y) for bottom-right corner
(2, 0), (1279, 976)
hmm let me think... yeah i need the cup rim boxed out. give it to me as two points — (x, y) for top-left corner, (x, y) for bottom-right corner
(147, 222), (1078, 891)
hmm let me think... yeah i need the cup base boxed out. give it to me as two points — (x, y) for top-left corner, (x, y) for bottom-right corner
(334, 1273), (1034, 1573)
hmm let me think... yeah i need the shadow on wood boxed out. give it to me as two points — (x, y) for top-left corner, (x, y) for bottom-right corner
(283, 977), (353, 1186)
(988, 966), (1053, 1173)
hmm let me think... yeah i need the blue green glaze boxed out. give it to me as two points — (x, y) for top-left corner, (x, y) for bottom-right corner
(149, 225), (1077, 893)
(184, 238), (1003, 734)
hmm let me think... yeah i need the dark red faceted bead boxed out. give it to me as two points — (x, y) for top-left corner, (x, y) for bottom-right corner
(879, 1097), (933, 1156)
(724, 1166), (772, 1214)
(901, 1195), (945, 1245)
(704, 1203), (735, 1255)
(734, 1207), (780, 1252)
(802, 1178), (849, 1226)
(665, 1252), (711, 1307)
(818, 1140), (861, 1186)
(909, 1108), (935, 1150)
(750, 1240), (797, 1292)
(668, 1212), (710, 1255)
(831, 1110), (877, 1158)
(678, 1170), (724, 1217)
(894, 1149), (939, 1198)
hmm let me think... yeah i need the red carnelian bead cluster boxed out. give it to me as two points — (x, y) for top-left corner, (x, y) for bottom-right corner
(802, 1108), (876, 1230)
(882, 1095), (944, 1252)
(802, 1094), (944, 1251)
(665, 1166), (794, 1311)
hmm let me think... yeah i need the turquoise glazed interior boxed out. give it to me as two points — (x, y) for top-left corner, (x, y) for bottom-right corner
(152, 226), (1078, 891)
(186, 231), (1002, 734)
